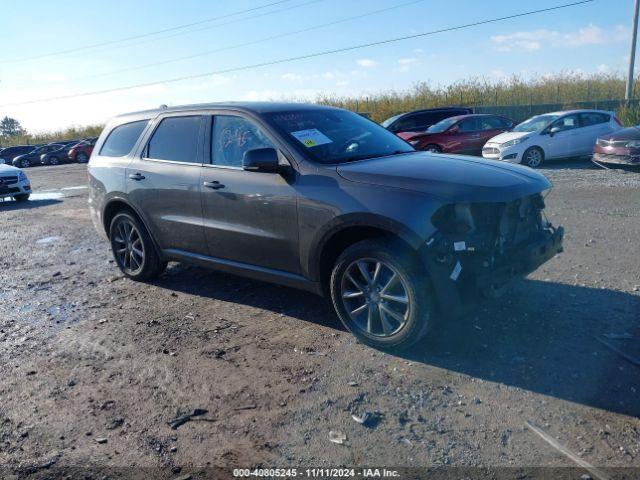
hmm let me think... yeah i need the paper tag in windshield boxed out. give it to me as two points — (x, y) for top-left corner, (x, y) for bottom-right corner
(290, 128), (332, 148)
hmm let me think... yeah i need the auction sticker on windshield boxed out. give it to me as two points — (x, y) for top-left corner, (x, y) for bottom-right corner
(291, 128), (333, 148)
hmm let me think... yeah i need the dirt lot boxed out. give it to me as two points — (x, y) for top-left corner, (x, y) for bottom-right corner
(0, 161), (639, 479)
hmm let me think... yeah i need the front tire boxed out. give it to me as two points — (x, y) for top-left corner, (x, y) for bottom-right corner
(109, 211), (167, 281)
(522, 147), (544, 168)
(76, 152), (89, 163)
(424, 144), (442, 153)
(14, 194), (30, 202)
(49, 156), (60, 165)
(20, 158), (31, 168)
(330, 239), (433, 350)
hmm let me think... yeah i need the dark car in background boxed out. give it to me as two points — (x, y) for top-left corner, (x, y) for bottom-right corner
(397, 114), (515, 155)
(593, 126), (640, 167)
(12, 144), (65, 168)
(381, 107), (473, 135)
(0, 145), (36, 165)
(88, 102), (563, 350)
(68, 137), (97, 163)
(40, 143), (80, 165)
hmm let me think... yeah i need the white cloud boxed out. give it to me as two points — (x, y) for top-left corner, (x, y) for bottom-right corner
(597, 63), (610, 73)
(281, 72), (303, 82)
(397, 57), (418, 72)
(356, 59), (377, 68)
(490, 24), (629, 52)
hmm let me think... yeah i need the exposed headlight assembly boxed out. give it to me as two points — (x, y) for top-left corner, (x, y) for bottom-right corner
(501, 136), (530, 148)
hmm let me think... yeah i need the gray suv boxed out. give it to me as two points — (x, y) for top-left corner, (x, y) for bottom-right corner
(88, 102), (563, 350)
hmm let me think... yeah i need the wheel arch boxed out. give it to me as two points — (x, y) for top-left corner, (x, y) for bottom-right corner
(102, 197), (165, 260)
(309, 214), (424, 293)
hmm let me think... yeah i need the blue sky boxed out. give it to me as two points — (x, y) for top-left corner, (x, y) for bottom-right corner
(0, 0), (635, 131)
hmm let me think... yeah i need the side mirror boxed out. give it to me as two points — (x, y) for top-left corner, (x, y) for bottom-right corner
(242, 147), (283, 173)
(548, 126), (561, 137)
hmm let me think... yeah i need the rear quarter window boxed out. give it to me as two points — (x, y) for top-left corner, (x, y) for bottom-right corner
(99, 120), (149, 157)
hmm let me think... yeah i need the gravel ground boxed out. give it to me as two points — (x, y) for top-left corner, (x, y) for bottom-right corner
(0, 160), (639, 479)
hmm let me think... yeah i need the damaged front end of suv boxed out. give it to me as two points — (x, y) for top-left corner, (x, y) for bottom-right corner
(422, 193), (564, 316)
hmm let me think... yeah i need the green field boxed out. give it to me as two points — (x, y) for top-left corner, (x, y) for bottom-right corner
(1, 73), (638, 147)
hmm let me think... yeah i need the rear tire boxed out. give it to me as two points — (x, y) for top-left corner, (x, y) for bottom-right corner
(330, 238), (434, 351)
(109, 211), (167, 281)
(14, 194), (30, 202)
(523, 147), (544, 168)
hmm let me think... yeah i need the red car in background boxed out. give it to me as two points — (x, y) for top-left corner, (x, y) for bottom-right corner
(398, 114), (515, 156)
(68, 137), (97, 163)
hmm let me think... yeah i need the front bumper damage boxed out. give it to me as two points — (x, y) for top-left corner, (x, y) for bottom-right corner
(419, 195), (564, 317)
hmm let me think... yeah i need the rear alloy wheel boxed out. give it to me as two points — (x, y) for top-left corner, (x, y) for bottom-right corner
(424, 144), (442, 153)
(76, 152), (89, 163)
(109, 212), (167, 281)
(330, 239), (433, 350)
(523, 147), (544, 168)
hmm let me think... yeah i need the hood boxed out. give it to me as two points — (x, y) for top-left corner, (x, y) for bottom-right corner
(485, 130), (531, 144)
(397, 131), (426, 141)
(599, 126), (640, 141)
(336, 151), (551, 203)
(0, 163), (21, 174)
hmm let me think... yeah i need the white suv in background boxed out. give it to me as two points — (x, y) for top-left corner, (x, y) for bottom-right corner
(482, 110), (622, 168)
(0, 164), (31, 202)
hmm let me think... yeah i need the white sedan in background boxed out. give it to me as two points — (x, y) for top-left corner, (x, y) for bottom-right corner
(482, 110), (622, 168)
(0, 163), (31, 202)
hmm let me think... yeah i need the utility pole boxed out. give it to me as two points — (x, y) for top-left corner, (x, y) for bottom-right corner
(626, 0), (640, 102)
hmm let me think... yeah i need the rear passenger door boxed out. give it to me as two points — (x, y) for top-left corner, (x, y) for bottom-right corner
(578, 112), (612, 155)
(126, 114), (208, 255)
(200, 113), (300, 274)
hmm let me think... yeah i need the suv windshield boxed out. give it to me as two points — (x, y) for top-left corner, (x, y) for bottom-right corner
(266, 109), (414, 164)
(513, 114), (561, 132)
(427, 117), (458, 133)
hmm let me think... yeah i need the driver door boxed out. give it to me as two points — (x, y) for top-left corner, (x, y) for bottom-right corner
(542, 113), (580, 159)
(200, 114), (300, 274)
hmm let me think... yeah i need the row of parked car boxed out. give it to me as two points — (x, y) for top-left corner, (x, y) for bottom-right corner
(381, 107), (638, 168)
(0, 137), (97, 168)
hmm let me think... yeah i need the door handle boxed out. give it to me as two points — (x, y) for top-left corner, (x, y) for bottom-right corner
(203, 180), (225, 190)
(128, 173), (145, 181)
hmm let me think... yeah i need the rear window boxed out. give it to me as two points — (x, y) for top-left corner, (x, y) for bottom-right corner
(146, 116), (202, 163)
(100, 120), (148, 157)
(580, 112), (610, 127)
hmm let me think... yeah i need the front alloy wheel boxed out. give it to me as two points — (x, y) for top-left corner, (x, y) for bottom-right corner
(330, 239), (433, 350)
(340, 258), (409, 337)
(523, 147), (544, 168)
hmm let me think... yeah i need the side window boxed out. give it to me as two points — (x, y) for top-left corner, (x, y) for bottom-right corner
(580, 112), (609, 127)
(100, 120), (149, 157)
(458, 117), (479, 132)
(211, 115), (275, 168)
(413, 113), (437, 127)
(393, 115), (419, 132)
(146, 116), (202, 163)
(551, 114), (580, 131)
